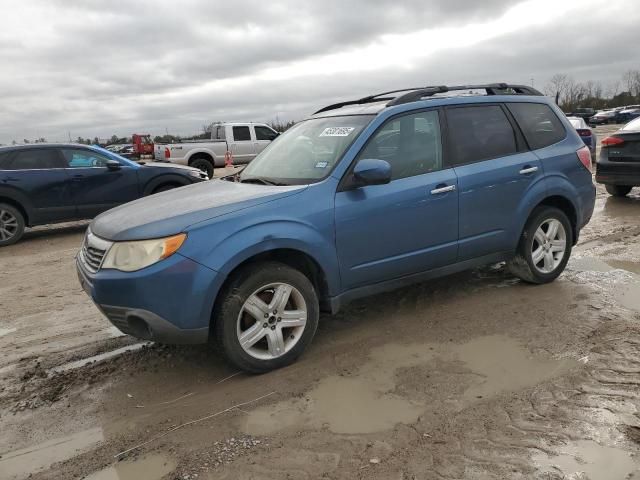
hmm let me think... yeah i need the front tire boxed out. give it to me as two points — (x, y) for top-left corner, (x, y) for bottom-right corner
(508, 206), (573, 284)
(214, 262), (319, 373)
(0, 203), (25, 247)
(605, 184), (632, 197)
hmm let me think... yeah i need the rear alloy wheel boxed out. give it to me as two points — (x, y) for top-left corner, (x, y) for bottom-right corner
(605, 184), (632, 197)
(214, 262), (319, 373)
(0, 203), (25, 247)
(508, 206), (572, 284)
(190, 157), (214, 179)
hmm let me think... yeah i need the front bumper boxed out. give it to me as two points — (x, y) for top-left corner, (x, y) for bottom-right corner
(76, 252), (222, 344)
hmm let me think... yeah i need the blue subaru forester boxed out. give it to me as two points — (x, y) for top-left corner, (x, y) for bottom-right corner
(77, 83), (596, 372)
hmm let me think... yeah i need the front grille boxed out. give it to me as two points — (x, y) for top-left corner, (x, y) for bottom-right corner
(80, 230), (112, 273)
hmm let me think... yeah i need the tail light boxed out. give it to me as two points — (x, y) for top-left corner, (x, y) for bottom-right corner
(164, 147), (171, 159)
(601, 136), (624, 147)
(576, 146), (592, 172)
(576, 129), (591, 137)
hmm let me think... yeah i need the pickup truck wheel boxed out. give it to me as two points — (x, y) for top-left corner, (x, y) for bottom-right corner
(605, 184), (632, 197)
(507, 206), (572, 284)
(214, 261), (319, 373)
(190, 158), (214, 179)
(0, 203), (25, 247)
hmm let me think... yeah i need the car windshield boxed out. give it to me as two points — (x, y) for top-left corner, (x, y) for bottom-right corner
(568, 118), (583, 129)
(239, 115), (374, 185)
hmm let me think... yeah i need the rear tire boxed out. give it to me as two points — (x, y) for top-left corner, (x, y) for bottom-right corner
(605, 184), (632, 197)
(190, 157), (214, 179)
(507, 206), (573, 284)
(213, 261), (319, 373)
(0, 203), (26, 247)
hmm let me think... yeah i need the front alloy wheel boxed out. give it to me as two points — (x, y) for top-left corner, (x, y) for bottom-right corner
(237, 283), (308, 360)
(214, 261), (319, 373)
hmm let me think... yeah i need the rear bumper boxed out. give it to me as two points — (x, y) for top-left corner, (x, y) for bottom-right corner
(596, 162), (640, 186)
(76, 252), (223, 344)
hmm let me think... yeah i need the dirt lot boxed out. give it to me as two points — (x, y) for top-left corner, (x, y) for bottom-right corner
(1, 127), (639, 479)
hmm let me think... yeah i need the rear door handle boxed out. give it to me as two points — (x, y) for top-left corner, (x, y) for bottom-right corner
(519, 166), (539, 175)
(430, 184), (456, 195)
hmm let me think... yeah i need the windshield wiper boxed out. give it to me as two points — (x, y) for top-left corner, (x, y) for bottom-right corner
(240, 176), (287, 186)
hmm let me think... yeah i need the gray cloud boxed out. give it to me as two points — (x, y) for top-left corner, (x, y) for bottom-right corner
(1, 0), (638, 143)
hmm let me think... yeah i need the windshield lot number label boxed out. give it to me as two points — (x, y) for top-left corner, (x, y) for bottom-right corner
(320, 127), (355, 137)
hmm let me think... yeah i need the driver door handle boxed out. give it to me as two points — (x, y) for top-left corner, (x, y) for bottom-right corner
(430, 184), (456, 195)
(519, 166), (539, 175)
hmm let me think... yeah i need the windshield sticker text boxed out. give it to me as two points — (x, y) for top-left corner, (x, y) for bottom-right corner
(319, 127), (355, 137)
(315, 161), (329, 168)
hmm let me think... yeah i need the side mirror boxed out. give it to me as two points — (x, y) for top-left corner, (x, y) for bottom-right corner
(106, 160), (121, 171)
(352, 159), (392, 187)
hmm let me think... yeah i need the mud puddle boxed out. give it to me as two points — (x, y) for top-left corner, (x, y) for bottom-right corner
(244, 335), (576, 436)
(533, 440), (639, 479)
(615, 282), (640, 312)
(0, 427), (104, 480)
(84, 453), (176, 480)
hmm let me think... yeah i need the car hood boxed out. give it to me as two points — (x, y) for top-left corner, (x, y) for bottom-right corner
(90, 179), (306, 241)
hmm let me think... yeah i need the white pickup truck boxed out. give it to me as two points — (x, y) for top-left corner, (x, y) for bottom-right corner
(154, 122), (279, 178)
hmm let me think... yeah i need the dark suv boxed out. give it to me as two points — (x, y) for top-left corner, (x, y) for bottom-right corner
(0, 144), (208, 246)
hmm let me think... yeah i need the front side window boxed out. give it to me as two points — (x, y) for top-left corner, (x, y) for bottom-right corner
(4, 149), (64, 170)
(240, 115), (373, 184)
(446, 105), (518, 165)
(357, 110), (442, 180)
(255, 126), (278, 141)
(62, 149), (114, 168)
(507, 102), (566, 150)
(233, 126), (252, 142)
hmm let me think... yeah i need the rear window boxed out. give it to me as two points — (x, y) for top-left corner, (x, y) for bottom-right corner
(508, 103), (566, 150)
(233, 126), (251, 141)
(1, 149), (64, 170)
(446, 105), (518, 165)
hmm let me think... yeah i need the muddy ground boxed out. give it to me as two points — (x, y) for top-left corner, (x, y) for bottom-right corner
(0, 127), (639, 479)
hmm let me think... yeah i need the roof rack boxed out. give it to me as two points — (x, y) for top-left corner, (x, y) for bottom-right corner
(314, 83), (544, 114)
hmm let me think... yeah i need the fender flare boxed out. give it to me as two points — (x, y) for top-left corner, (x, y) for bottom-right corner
(143, 174), (191, 196)
(185, 149), (222, 168)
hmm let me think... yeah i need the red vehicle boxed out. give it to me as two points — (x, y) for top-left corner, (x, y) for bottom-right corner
(131, 134), (154, 160)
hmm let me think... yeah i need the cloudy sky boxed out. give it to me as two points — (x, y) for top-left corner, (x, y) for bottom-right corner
(1, 0), (638, 144)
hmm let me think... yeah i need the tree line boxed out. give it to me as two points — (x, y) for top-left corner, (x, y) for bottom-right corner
(545, 70), (640, 112)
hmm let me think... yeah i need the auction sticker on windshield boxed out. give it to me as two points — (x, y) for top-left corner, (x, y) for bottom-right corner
(320, 127), (355, 137)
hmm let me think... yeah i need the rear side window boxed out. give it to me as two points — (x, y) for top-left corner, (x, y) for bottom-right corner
(446, 105), (518, 165)
(233, 126), (251, 141)
(255, 126), (278, 141)
(2, 149), (64, 170)
(507, 103), (566, 150)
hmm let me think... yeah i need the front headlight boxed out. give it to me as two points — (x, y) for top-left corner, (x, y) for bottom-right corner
(102, 233), (186, 272)
(189, 169), (207, 179)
